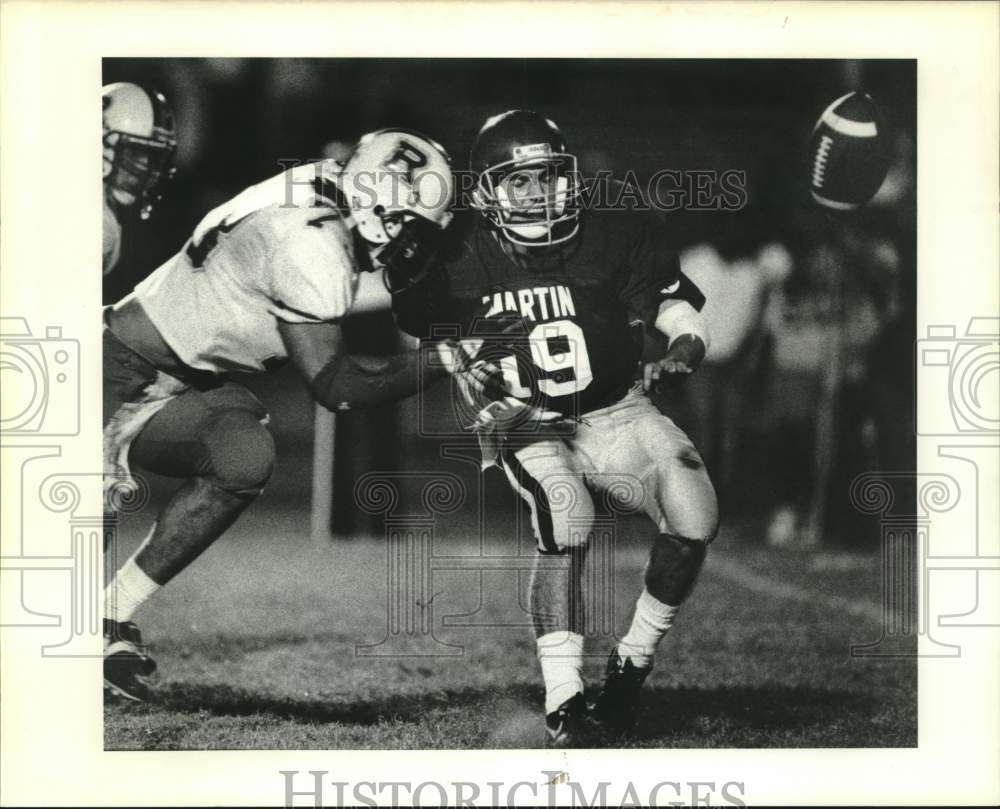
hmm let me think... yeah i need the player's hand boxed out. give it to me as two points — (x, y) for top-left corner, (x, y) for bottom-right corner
(440, 339), (515, 410)
(643, 334), (706, 391)
(438, 339), (516, 405)
(460, 358), (509, 403)
(471, 396), (562, 432)
(434, 339), (482, 375)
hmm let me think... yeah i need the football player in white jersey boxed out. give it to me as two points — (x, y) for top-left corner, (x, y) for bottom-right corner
(103, 129), (455, 700)
(103, 82), (177, 275)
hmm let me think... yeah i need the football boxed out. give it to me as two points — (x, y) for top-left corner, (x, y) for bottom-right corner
(808, 91), (888, 211)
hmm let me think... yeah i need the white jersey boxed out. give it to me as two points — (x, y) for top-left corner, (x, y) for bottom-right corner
(134, 164), (359, 374)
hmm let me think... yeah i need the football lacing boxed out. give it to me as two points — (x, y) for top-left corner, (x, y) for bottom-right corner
(812, 134), (833, 188)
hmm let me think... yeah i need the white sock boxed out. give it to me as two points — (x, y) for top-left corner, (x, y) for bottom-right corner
(537, 630), (585, 714)
(104, 557), (160, 624)
(618, 588), (679, 669)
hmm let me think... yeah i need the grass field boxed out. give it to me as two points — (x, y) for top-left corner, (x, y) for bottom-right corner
(104, 451), (916, 750)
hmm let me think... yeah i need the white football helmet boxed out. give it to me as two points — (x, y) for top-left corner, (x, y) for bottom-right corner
(339, 129), (455, 290)
(103, 82), (177, 219)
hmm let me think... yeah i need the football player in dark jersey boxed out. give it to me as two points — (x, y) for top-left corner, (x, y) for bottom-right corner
(393, 110), (720, 746)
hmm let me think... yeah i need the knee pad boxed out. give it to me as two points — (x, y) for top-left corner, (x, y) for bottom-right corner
(645, 533), (708, 605)
(198, 410), (275, 495)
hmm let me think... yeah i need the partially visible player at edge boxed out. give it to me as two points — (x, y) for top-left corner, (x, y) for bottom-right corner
(393, 111), (720, 746)
(103, 129), (455, 701)
(103, 82), (178, 276)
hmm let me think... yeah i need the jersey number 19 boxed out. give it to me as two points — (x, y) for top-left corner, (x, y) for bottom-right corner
(489, 319), (594, 399)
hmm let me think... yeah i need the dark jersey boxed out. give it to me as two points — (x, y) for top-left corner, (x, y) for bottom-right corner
(403, 190), (704, 418)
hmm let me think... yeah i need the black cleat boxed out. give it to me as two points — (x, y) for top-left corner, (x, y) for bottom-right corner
(104, 618), (157, 702)
(590, 646), (651, 735)
(545, 693), (597, 748)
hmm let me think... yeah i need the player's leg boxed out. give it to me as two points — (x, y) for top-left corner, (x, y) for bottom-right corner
(107, 380), (275, 604)
(104, 382), (275, 699)
(102, 326), (168, 700)
(500, 439), (596, 746)
(590, 397), (719, 731)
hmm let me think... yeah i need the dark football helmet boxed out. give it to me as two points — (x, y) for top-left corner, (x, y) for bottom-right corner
(102, 82), (177, 220)
(470, 110), (580, 247)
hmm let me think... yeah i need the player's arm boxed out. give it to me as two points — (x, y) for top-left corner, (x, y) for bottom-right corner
(278, 320), (447, 412)
(270, 218), (449, 409)
(643, 300), (711, 389)
(384, 260), (530, 417)
(386, 221), (465, 338)
(618, 211), (710, 388)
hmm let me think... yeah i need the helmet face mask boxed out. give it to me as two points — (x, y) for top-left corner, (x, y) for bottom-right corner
(470, 111), (581, 249)
(475, 151), (580, 247)
(102, 83), (177, 220)
(103, 131), (177, 211)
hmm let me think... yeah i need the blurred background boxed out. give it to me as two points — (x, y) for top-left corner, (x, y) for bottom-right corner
(102, 58), (916, 549)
